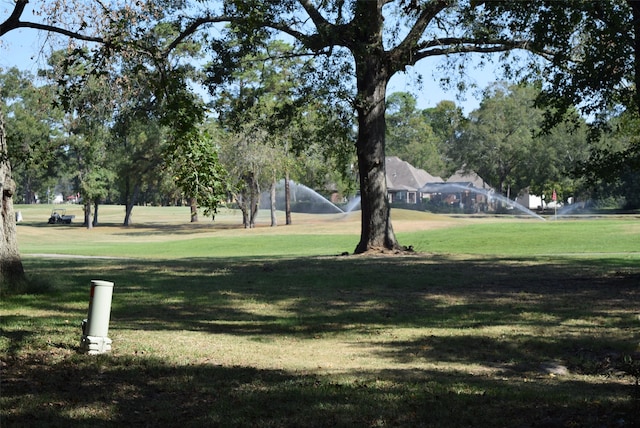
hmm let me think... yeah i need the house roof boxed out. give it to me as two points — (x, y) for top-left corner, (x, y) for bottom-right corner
(385, 156), (443, 191)
(446, 169), (491, 189)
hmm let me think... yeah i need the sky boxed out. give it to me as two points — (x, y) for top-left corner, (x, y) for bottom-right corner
(387, 57), (496, 114)
(0, 6), (500, 115)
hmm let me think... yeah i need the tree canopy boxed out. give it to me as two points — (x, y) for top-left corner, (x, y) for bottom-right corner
(386, 92), (445, 177)
(450, 82), (589, 200)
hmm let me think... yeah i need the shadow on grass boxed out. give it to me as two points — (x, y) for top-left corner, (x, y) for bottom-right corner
(3, 255), (639, 426)
(7, 255), (639, 340)
(2, 353), (637, 427)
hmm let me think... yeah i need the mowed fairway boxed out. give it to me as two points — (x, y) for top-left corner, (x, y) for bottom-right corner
(2, 204), (639, 427)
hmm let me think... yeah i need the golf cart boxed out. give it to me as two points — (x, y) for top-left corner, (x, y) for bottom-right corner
(48, 209), (75, 224)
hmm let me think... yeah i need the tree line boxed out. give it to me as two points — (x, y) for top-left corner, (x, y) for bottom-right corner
(1, 40), (356, 228)
(5, 58), (639, 228)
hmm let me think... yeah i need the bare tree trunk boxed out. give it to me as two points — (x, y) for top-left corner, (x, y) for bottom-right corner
(83, 201), (93, 229)
(353, 52), (401, 254)
(92, 201), (99, 227)
(249, 177), (259, 228)
(238, 193), (250, 228)
(238, 174), (254, 228)
(0, 110), (25, 285)
(123, 183), (141, 226)
(630, 0), (640, 115)
(270, 177), (277, 227)
(239, 172), (260, 228)
(285, 172), (291, 225)
(190, 197), (198, 222)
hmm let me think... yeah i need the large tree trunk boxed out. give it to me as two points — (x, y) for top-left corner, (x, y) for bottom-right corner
(352, 50), (401, 254)
(0, 110), (25, 284)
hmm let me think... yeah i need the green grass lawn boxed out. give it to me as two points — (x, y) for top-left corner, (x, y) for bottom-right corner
(2, 205), (639, 427)
(402, 219), (640, 256)
(14, 204), (640, 258)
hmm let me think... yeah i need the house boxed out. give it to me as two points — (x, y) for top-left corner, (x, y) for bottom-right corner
(385, 156), (443, 204)
(516, 188), (544, 210)
(419, 169), (494, 212)
(383, 157), (494, 212)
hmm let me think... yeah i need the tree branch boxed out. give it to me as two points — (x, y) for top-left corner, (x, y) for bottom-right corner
(294, 0), (348, 52)
(6, 21), (104, 44)
(163, 15), (230, 55)
(1, 0), (103, 43)
(0, 0), (29, 37)
(396, 0), (450, 54)
(388, 0), (450, 74)
(412, 38), (553, 63)
(298, 0), (332, 32)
